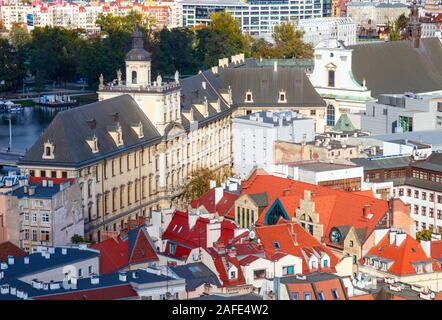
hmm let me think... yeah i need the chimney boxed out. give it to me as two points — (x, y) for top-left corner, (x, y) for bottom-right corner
(227, 247), (237, 258)
(213, 241), (226, 254)
(202, 81), (206, 90)
(274, 60), (278, 72)
(61, 248), (67, 255)
(228, 183), (237, 192)
(1, 284), (9, 295)
(0, 262), (8, 270)
(24, 186), (28, 194)
(7, 256), (14, 265)
(48, 180), (54, 187)
(70, 278), (77, 290)
(24, 256), (29, 264)
(189, 213), (198, 230)
(118, 272), (126, 282)
(90, 275), (100, 285)
(363, 204), (372, 219)
(215, 187), (224, 205)
(29, 186), (35, 196)
(421, 240), (431, 258)
(209, 180), (216, 189)
(396, 232), (407, 247)
(42, 180), (47, 187)
(389, 229), (397, 244)
(49, 281), (60, 290)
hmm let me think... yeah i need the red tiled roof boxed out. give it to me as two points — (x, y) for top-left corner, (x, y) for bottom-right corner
(238, 254), (260, 266)
(91, 237), (128, 274)
(129, 228), (159, 265)
(350, 294), (375, 300)
(207, 248), (245, 287)
(244, 173), (388, 245)
(363, 232), (441, 276)
(233, 242), (263, 256)
(287, 283), (316, 300)
(430, 240), (442, 259)
(255, 223), (338, 274)
(0, 241), (26, 262)
(35, 284), (137, 300)
(287, 277), (347, 300)
(163, 211), (208, 249)
(190, 189), (238, 217)
(314, 278), (346, 300)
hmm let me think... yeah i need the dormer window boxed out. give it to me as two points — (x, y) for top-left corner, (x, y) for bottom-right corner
(230, 271), (237, 279)
(108, 123), (124, 147)
(278, 90), (286, 103)
(42, 141), (55, 160)
(131, 122), (144, 139)
(86, 135), (99, 154)
(245, 90), (253, 103)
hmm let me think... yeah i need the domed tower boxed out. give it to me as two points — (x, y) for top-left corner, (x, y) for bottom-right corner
(125, 26), (151, 87)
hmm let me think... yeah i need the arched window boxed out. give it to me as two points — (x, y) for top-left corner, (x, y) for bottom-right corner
(132, 70), (137, 84)
(327, 105), (335, 126)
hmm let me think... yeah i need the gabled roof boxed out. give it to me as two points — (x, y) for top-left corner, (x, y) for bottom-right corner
(206, 247), (246, 287)
(238, 254), (260, 266)
(91, 227), (158, 274)
(162, 211), (208, 250)
(190, 188), (239, 217)
(0, 242), (26, 263)
(91, 237), (128, 274)
(363, 231), (441, 276)
(243, 172), (389, 245)
(255, 223), (338, 273)
(19, 95), (161, 167)
(348, 38), (442, 98)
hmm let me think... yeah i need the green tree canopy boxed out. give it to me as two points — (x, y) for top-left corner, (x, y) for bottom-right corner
(184, 168), (217, 201)
(0, 38), (23, 91)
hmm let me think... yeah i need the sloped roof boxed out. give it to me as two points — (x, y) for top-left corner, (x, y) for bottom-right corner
(219, 67), (326, 108)
(242, 171), (389, 245)
(190, 188), (239, 217)
(206, 247), (246, 287)
(0, 241), (26, 262)
(20, 95), (161, 167)
(170, 262), (221, 291)
(349, 38), (442, 98)
(363, 231), (440, 276)
(333, 114), (356, 132)
(255, 223), (338, 273)
(91, 237), (129, 274)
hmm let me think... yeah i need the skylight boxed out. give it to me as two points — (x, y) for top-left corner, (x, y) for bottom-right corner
(177, 226), (183, 233)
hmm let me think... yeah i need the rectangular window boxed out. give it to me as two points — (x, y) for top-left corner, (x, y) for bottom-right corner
(332, 289), (340, 299)
(304, 292), (312, 300)
(318, 292), (325, 300)
(292, 292), (299, 300)
(32, 229), (37, 241)
(40, 230), (50, 241)
(41, 213), (49, 223)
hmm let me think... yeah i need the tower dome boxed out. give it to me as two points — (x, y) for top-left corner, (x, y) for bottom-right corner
(125, 26), (151, 62)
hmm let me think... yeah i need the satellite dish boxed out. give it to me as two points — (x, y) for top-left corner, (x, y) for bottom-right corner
(249, 231), (256, 240)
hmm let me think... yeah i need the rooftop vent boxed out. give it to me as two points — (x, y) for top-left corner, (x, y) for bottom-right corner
(119, 271), (127, 282)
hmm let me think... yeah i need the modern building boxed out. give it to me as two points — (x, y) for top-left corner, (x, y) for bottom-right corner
(178, 0), (324, 36)
(232, 110), (315, 179)
(296, 17), (357, 46)
(362, 93), (442, 135)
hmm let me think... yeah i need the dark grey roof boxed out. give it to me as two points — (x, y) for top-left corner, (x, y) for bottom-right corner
(349, 38), (442, 98)
(297, 162), (357, 172)
(20, 95), (161, 167)
(412, 153), (442, 172)
(219, 67), (326, 108)
(191, 293), (263, 300)
(12, 184), (61, 199)
(279, 272), (342, 285)
(403, 177), (442, 193)
(249, 192), (268, 208)
(170, 262), (221, 291)
(351, 156), (412, 170)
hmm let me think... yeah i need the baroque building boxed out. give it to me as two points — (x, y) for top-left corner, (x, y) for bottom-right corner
(18, 27), (326, 242)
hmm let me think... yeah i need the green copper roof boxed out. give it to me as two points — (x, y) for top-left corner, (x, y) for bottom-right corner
(333, 114), (356, 132)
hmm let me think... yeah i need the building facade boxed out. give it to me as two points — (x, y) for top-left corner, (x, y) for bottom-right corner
(178, 0), (323, 36)
(296, 17), (357, 46)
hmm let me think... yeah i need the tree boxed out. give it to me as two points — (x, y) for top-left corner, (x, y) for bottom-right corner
(184, 168), (217, 200)
(389, 13), (410, 41)
(96, 11), (156, 37)
(71, 234), (86, 244)
(195, 12), (250, 68)
(152, 28), (197, 77)
(272, 23), (313, 59)
(0, 38), (23, 92)
(29, 27), (84, 85)
(416, 229), (433, 241)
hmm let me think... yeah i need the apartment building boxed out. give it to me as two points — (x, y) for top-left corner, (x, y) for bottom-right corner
(178, 0), (324, 36)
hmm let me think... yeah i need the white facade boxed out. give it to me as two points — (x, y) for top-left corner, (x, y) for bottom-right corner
(232, 111), (315, 179)
(178, 0), (324, 36)
(346, 1), (408, 29)
(296, 163), (364, 185)
(296, 17), (357, 46)
(394, 185), (442, 232)
(382, 140), (432, 159)
(309, 39), (374, 126)
(361, 93), (442, 135)
(421, 22), (442, 38)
